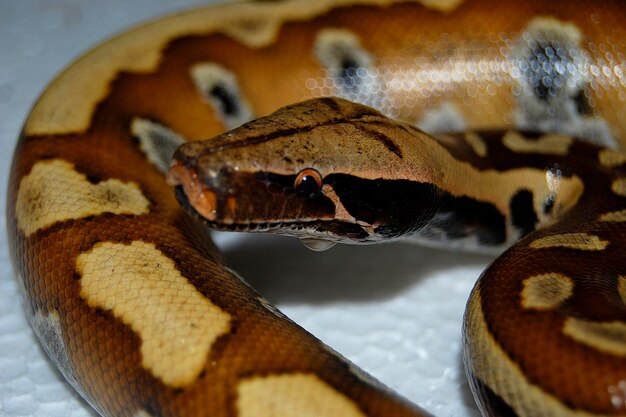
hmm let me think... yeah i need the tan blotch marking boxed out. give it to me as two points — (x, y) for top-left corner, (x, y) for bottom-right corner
(237, 373), (367, 417)
(511, 18), (617, 147)
(521, 273), (574, 310)
(599, 209), (626, 222)
(563, 318), (626, 357)
(417, 102), (466, 133)
(618, 276), (626, 306)
(133, 411), (154, 417)
(448, 163), (582, 228)
(15, 159), (149, 237)
(612, 178), (626, 197)
(314, 28), (372, 70)
(599, 149), (626, 167)
(31, 310), (103, 412)
(190, 62), (253, 130)
(131, 118), (186, 174)
(608, 381), (626, 410)
(502, 131), (573, 155)
(76, 241), (231, 387)
(464, 131), (488, 157)
(313, 28), (381, 105)
(31, 310), (80, 390)
(525, 16), (582, 43)
(25, 0), (461, 136)
(529, 233), (608, 251)
(465, 292), (609, 417)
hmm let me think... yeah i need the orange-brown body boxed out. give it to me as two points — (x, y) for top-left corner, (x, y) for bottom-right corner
(7, 1), (626, 417)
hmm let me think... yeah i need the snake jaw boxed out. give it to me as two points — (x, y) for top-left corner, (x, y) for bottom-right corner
(169, 160), (375, 241)
(167, 161), (218, 221)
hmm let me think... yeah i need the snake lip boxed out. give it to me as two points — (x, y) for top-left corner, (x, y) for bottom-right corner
(174, 186), (372, 241)
(168, 161), (219, 221)
(174, 185), (279, 232)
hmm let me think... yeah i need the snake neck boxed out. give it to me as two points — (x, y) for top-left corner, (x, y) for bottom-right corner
(401, 130), (586, 254)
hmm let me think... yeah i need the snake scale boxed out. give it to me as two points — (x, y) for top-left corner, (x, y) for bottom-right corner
(7, 0), (626, 416)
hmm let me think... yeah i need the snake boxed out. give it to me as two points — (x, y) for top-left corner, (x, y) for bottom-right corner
(6, 0), (626, 416)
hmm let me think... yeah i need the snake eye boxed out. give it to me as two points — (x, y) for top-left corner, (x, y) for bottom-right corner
(294, 168), (323, 199)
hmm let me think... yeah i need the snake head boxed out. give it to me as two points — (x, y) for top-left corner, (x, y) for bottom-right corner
(167, 97), (442, 248)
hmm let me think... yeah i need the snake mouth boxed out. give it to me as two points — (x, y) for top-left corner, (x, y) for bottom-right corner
(168, 159), (377, 242)
(168, 161), (295, 230)
(167, 161), (220, 222)
(173, 186), (371, 241)
(173, 185), (278, 232)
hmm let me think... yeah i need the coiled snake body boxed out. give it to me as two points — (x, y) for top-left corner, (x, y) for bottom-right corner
(7, 1), (626, 416)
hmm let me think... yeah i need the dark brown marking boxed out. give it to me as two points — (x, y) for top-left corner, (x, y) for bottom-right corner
(355, 125), (403, 158)
(320, 96), (343, 115)
(510, 189), (537, 236)
(174, 103), (389, 161)
(468, 377), (520, 417)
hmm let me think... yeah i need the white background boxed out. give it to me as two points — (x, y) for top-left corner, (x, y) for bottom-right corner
(0, 1), (490, 416)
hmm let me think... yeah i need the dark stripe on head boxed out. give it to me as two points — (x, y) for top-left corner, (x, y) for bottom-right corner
(320, 97), (343, 115)
(327, 174), (439, 238)
(185, 104), (387, 157)
(355, 125), (402, 159)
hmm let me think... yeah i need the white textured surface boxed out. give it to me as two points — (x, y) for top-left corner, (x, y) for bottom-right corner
(0, 1), (488, 416)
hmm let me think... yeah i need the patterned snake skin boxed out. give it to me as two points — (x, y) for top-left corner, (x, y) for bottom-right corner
(6, 1), (626, 416)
